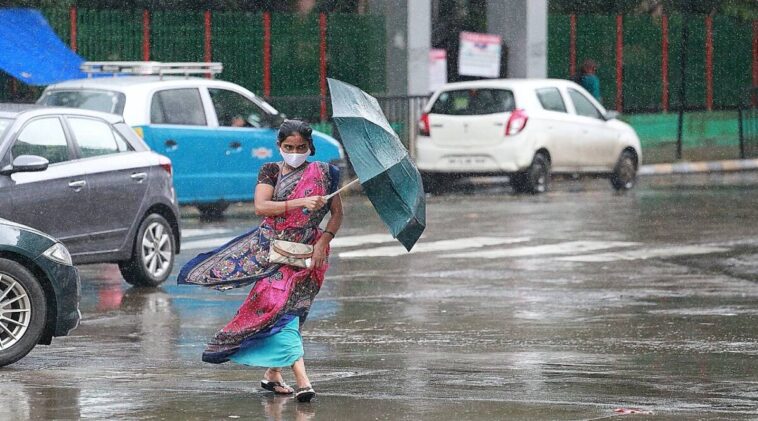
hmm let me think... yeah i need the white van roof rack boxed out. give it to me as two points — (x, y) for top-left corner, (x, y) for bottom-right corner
(80, 61), (223, 78)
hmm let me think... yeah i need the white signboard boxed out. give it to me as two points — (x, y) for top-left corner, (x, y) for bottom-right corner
(458, 31), (502, 78)
(429, 49), (447, 92)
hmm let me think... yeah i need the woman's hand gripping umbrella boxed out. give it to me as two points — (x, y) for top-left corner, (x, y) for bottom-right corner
(327, 78), (426, 251)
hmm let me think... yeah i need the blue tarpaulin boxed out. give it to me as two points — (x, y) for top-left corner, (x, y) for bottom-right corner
(0, 8), (86, 85)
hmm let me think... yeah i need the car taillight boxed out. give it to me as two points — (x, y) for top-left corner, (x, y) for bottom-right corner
(505, 109), (528, 136)
(158, 156), (172, 176)
(418, 113), (430, 136)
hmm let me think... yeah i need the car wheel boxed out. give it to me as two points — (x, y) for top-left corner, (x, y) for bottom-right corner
(0, 258), (47, 367)
(197, 202), (230, 219)
(119, 214), (175, 287)
(610, 151), (637, 191)
(514, 153), (550, 194)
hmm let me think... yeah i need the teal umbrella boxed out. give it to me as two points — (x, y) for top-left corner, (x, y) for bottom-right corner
(327, 78), (426, 251)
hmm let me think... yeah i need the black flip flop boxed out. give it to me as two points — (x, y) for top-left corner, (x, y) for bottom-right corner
(295, 386), (316, 402)
(260, 379), (294, 395)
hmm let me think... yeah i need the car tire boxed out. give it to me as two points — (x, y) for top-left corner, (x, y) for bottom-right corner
(513, 153), (550, 194)
(119, 214), (175, 288)
(610, 150), (637, 191)
(197, 202), (229, 219)
(0, 258), (47, 367)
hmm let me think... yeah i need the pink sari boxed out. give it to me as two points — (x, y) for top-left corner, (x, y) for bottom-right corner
(178, 162), (338, 363)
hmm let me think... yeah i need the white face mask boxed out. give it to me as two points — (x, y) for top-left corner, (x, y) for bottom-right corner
(280, 149), (309, 168)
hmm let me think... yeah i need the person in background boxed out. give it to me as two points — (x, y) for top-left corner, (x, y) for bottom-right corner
(577, 59), (601, 101)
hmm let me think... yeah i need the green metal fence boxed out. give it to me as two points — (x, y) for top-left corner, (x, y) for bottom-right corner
(77, 9), (143, 61)
(2, 9), (752, 116)
(547, 13), (754, 113)
(0, 8), (385, 103)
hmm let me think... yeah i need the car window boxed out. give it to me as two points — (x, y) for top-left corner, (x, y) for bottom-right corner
(568, 88), (603, 119)
(68, 117), (132, 158)
(430, 88), (515, 115)
(12, 117), (69, 164)
(38, 90), (126, 115)
(0, 117), (12, 137)
(536, 88), (567, 113)
(150, 88), (207, 125)
(208, 88), (267, 128)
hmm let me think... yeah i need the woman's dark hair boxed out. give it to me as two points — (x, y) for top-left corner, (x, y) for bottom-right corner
(277, 119), (315, 156)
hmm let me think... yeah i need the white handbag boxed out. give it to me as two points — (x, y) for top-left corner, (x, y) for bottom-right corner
(269, 239), (313, 269)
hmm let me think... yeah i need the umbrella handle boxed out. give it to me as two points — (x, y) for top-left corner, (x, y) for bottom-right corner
(324, 178), (360, 200)
(302, 178), (360, 215)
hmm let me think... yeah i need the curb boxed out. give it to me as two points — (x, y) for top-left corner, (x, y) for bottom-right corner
(639, 159), (758, 176)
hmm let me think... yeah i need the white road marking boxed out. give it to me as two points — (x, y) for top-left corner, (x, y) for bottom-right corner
(183, 237), (236, 250)
(555, 245), (730, 262)
(330, 234), (397, 248)
(181, 228), (235, 238)
(338, 237), (530, 259)
(183, 233), (398, 251)
(441, 240), (639, 259)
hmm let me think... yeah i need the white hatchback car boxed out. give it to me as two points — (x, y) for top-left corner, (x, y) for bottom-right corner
(416, 79), (641, 193)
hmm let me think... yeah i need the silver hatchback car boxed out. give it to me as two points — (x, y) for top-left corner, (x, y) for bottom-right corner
(0, 105), (181, 287)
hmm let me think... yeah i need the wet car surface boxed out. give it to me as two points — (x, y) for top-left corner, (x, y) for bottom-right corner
(1, 173), (757, 420)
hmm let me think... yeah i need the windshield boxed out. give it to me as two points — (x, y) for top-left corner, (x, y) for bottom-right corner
(430, 88), (515, 115)
(0, 117), (13, 138)
(38, 89), (126, 115)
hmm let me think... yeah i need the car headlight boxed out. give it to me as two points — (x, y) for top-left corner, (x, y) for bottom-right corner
(43, 243), (73, 266)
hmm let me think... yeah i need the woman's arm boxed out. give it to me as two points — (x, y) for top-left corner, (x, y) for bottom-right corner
(311, 194), (343, 269)
(253, 183), (327, 217)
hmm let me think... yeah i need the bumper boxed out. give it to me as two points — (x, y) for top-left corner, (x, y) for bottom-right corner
(415, 134), (535, 174)
(35, 258), (81, 337)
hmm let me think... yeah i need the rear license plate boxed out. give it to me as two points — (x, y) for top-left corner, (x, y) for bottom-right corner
(446, 156), (488, 167)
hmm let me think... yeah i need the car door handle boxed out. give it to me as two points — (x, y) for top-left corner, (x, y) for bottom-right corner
(431, 124), (444, 128)
(130, 172), (147, 182)
(164, 139), (178, 152)
(226, 141), (243, 155)
(68, 180), (86, 191)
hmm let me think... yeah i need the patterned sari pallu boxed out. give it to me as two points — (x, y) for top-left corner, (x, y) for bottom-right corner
(177, 161), (339, 364)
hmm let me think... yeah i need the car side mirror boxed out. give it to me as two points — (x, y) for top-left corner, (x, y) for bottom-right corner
(262, 112), (285, 129)
(605, 111), (619, 120)
(7, 155), (49, 174)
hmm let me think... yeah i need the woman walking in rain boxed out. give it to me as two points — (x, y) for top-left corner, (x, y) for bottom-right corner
(178, 119), (343, 403)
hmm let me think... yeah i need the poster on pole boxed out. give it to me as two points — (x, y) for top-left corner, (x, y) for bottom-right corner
(458, 31), (502, 78)
(429, 49), (447, 92)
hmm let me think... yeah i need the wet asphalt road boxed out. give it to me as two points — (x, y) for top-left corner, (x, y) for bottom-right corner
(2, 173), (758, 420)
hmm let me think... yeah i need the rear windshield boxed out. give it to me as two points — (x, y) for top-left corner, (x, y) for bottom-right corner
(0, 117), (12, 137)
(38, 89), (126, 115)
(430, 88), (515, 115)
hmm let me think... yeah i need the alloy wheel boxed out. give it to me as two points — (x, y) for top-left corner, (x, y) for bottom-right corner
(141, 222), (172, 279)
(0, 273), (32, 350)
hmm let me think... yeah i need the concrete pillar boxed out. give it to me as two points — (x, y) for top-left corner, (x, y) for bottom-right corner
(368, 0), (431, 95)
(487, 0), (547, 78)
(407, 1), (431, 95)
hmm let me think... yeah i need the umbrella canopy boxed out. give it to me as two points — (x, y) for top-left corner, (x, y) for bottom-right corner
(328, 78), (426, 251)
